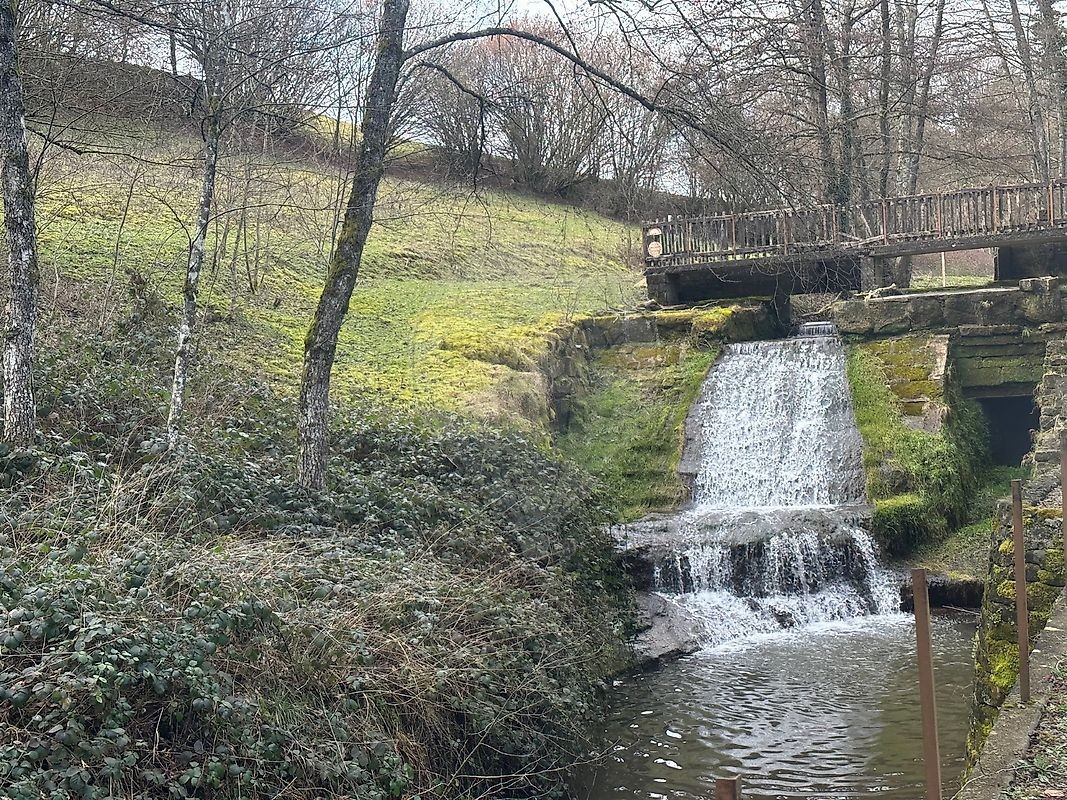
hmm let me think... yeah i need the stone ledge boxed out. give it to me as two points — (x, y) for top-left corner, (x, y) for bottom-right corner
(960, 595), (1067, 800)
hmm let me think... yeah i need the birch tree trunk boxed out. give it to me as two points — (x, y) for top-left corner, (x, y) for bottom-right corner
(297, 0), (410, 489)
(166, 120), (220, 447)
(0, 0), (39, 447)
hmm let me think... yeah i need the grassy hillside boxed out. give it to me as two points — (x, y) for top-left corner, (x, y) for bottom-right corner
(0, 132), (642, 799)
(35, 138), (641, 418)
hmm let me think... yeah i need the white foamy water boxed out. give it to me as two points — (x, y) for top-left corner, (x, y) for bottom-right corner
(650, 334), (899, 643)
(692, 337), (866, 508)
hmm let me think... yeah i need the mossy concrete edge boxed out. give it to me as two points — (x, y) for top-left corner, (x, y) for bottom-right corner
(960, 594), (1067, 800)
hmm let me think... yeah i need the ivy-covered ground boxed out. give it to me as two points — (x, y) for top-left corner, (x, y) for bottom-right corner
(0, 130), (649, 799)
(1006, 662), (1067, 799)
(0, 320), (631, 799)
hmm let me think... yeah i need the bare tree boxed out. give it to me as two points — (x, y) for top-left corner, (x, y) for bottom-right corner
(299, 0), (410, 489)
(79, 0), (339, 447)
(1, 0), (39, 447)
(296, 8), (750, 487)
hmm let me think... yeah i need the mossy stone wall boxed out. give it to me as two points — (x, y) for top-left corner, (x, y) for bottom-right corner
(540, 303), (779, 432)
(967, 334), (1067, 763)
(552, 302), (781, 521)
(968, 503), (1065, 760)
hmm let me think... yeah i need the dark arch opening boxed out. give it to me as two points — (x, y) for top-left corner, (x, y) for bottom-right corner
(976, 394), (1039, 466)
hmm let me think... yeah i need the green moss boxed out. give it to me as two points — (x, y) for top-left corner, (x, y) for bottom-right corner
(847, 344), (991, 557)
(914, 517), (995, 578)
(556, 343), (716, 521)
(872, 494), (943, 556)
(988, 638), (1022, 695)
(893, 379), (940, 400)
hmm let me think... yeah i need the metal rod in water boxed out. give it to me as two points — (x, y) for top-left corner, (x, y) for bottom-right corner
(714, 776), (741, 800)
(1012, 479), (1031, 703)
(911, 567), (942, 800)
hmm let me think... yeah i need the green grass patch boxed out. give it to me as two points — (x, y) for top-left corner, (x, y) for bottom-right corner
(911, 465), (1029, 577)
(847, 344), (990, 556)
(556, 343), (716, 521)
(910, 273), (994, 291)
(33, 140), (641, 420)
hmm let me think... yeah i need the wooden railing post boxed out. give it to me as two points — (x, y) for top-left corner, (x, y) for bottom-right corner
(714, 776), (741, 800)
(881, 199), (890, 243)
(912, 568), (942, 800)
(1012, 479), (1031, 704)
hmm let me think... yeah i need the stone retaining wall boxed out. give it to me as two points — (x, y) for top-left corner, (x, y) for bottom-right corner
(832, 279), (1063, 337)
(967, 333), (1067, 760)
(540, 302), (780, 430)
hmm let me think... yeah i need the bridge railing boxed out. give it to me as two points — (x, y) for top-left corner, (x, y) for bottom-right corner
(645, 180), (1067, 266)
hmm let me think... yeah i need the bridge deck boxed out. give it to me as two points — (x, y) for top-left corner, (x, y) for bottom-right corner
(644, 182), (1067, 292)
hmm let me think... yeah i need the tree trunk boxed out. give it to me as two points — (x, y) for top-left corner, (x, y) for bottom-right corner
(297, 0), (410, 489)
(166, 121), (219, 447)
(900, 0), (946, 195)
(0, 1), (39, 447)
(1036, 0), (1067, 176)
(877, 0), (892, 197)
(1008, 0), (1051, 182)
(804, 0), (838, 206)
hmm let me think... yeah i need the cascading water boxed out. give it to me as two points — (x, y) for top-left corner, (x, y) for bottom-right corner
(580, 331), (977, 800)
(637, 333), (898, 646)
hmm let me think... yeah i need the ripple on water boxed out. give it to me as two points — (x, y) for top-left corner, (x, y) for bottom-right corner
(574, 614), (976, 800)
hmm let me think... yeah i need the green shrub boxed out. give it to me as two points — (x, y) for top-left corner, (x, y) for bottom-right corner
(872, 494), (945, 556)
(0, 333), (629, 799)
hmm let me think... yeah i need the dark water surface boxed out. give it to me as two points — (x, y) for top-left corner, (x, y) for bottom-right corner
(575, 613), (976, 800)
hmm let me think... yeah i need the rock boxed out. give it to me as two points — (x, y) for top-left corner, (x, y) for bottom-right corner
(901, 571), (984, 610)
(630, 592), (706, 666)
(866, 283), (902, 298)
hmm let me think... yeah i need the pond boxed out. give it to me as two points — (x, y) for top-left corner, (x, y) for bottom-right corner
(575, 612), (976, 800)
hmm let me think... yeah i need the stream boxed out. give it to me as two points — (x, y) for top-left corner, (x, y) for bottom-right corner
(577, 331), (978, 799)
(575, 612), (976, 800)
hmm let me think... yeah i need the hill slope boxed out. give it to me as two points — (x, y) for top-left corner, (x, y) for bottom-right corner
(36, 139), (641, 420)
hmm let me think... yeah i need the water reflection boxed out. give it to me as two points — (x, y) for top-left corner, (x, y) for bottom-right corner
(576, 613), (975, 800)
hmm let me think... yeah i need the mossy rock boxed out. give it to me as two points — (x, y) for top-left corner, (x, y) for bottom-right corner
(872, 494), (944, 556)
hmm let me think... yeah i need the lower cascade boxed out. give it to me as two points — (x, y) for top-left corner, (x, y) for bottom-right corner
(634, 333), (899, 645)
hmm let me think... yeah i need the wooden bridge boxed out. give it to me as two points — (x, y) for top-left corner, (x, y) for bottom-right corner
(643, 180), (1067, 304)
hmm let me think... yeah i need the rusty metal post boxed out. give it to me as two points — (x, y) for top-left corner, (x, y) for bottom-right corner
(911, 568), (942, 800)
(714, 777), (741, 800)
(1061, 432), (1067, 595)
(1012, 479), (1032, 703)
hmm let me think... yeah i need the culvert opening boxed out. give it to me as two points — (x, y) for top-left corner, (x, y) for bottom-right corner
(976, 393), (1039, 466)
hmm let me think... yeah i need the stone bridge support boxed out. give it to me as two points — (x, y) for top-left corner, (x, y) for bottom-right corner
(995, 243), (1067, 281)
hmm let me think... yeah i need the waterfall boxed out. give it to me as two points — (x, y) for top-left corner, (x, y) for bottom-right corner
(638, 334), (898, 647)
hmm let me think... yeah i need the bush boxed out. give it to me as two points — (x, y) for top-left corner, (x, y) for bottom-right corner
(0, 334), (629, 799)
(871, 493), (945, 556)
